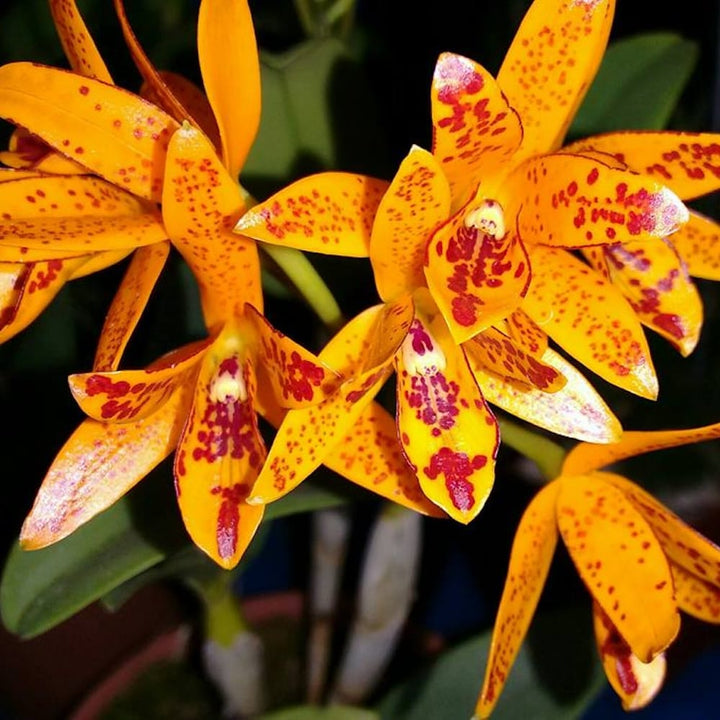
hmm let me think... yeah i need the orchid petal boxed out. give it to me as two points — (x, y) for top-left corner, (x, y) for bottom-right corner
(163, 123), (262, 328)
(175, 338), (267, 569)
(0, 63), (178, 202)
(471, 347), (622, 443)
(49, 0), (113, 82)
(69, 249), (131, 279)
(670, 210), (720, 281)
(505, 309), (548, 358)
(522, 245), (657, 399)
(370, 146), (451, 302)
(0, 257), (87, 343)
(325, 401), (445, 517)
(585, 239), (702, 356)
(557, 473), (679, 662)
(500, 153), (688, 247)
(593, 603), (667, 711)
(477, 481), (560, 719)
(425, 201), (530, 344)
(395, 315), (499, 523)
(0, 128), (88, 174)
(562, 421), (720, 475)
(249, 300), (414, 504)
(245, 303), (340, 407)
(498, 0), (615, 158)
(94, 242), (171, 371)
(20, 386), (190, 549)
(236, 172), (388, 257)
(0, 167), (43, 183)
(463, 327), (566, 391)
(431, 53), (522, 208)
(565, 131), (720, 201)
(70, 337), (209, 422)
(671, 564), (720, 623)
(198, 0), (260, 179)
(601, 473), (720, 590)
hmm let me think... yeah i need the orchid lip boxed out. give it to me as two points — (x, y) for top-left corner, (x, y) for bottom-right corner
(465, 199), (506, 239)
(210, 363), (247, 403)
(400, 323), (446, 376)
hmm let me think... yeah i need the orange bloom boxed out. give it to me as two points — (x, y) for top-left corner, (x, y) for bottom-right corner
(477, 422), (720, 717)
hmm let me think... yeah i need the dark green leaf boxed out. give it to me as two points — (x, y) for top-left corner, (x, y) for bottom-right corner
(377, 605), (604, 720)
(571, 33), (698, 136)
(259, 706), (379, 720)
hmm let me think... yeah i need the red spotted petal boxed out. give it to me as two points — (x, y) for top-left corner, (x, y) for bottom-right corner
(20, 385), (191, 549)
(477, 481), (560, 719)
(471, 347), (622, 443)
(670, 210), (720, 281)
(431, 53), (522, 208)
(522, 245), (657, 399)
(585, 239), (702, 356)
(236, 173), (388, 257)
(370, 145), (451, 301)
(565, 131), (720, 201)
(671, 564), (720, 623)
(498, 0), (614, 158)
(49, 0), (113, 82)
(500, 153), (688, 248)
(0, 128), (89, 175)
(94, 242), (171, 372)
(325, 401), (445, 517)
(557, 473), (679, 662)
(244, 303), (340, 407)
(175, 335), (267, 569)
(163, 123), (262, 328)
(0, 63), (178, 202)
(425, 200), (530, 344)
(395, 314), (499, 523)
(505, 309), (548, 358)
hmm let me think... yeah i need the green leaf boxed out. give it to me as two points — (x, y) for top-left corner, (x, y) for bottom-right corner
(571, 33), (698, 136)
(259, 706), (379, 720)
(0, 469), (186, 639)
(377, 605), (604, 720)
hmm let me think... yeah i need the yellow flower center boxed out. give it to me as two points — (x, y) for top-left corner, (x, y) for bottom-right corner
(401, 319), (447, 376)
(465, 199), (506, 239)
(210, 360), (248, 403)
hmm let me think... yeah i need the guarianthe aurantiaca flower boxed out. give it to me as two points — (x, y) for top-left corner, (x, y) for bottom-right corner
(477, 421), (720, 718)
(238, 144), (622, 525)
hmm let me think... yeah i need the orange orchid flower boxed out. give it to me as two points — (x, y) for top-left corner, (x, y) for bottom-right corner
(237, 144), (622, 525)
(477, 421), (720, 717)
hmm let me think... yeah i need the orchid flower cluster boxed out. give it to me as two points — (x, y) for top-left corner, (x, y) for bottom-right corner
(2, 0), (720, 715)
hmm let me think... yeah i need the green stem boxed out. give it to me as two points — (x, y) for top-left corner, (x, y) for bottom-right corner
(260, 242), (344, 332)
(498, 416), (566, 480)
(191, 574), (247, 648)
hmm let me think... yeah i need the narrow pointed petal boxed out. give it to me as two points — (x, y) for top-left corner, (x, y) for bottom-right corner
(498, 0), (615, 157)
(477, 482), (560, 719)
(250, 301), (414, 504)
(426, 202), (530, 343)
(501, 153), (688, 248)
(0, 63), (178, 202)
(522, 245), (657, 398)
(49, 0), (113, 82)
(142, 71), (221, 151)
(325, 401), (445, 517)
(396, 315), (499, 523)
(566, 131), (720, 200)
(671, 563), (720, 623)
(593, 603), (667, 711)
(69, 249), (131, 279)
(601, 473), (720, 589)
(94, 242), (171, 371)
(20, 387), (190, 549)
(557, 473), (679, 662)
(245, 303), (340, 407)
(470, 347), (621, 443)
(562, 421), (720, 475)
(70, 338), (209, 422)
(464, 327), (566, 392)
(175, 344), (267, 569)
(670, 210), (720, 280)
(431, 53), (522, 208)
(0, 128), (88, 174)
(163, 123), (262, 327)
(370, 146), (451, 301)
(586, 239), (702, 356)
(505, 310), (548, 357)
(198, 0), (260, 179)
(236, 173), (388, 257)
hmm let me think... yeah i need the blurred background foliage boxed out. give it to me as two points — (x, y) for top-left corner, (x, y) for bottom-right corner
(0, 0), (719, 718)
